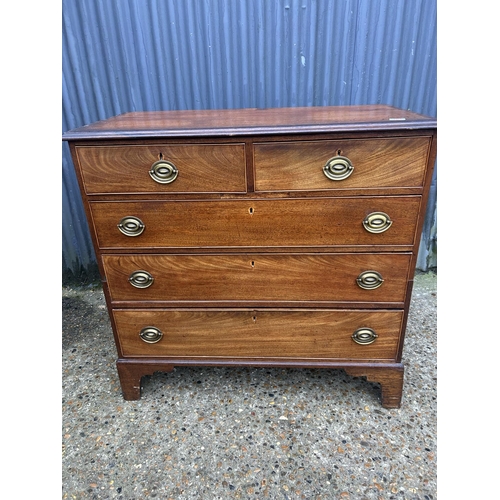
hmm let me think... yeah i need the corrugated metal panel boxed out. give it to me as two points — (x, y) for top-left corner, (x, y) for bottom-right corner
(62, 0), (437, 277)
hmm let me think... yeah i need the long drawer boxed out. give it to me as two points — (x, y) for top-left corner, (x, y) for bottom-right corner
(254, 137), (430, 192)
(113, 309), (404, 360)
(90, 196), (421, 249)
(75, 143), (247, 194)
(103, 253), (411, 305)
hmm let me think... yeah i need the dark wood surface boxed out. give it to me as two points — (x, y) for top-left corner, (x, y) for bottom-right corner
(254, 136), (430, 192)
(75, 143), (247, 194)
(113, 309), (403, 359)
(103, 253), (411, 306)
(65, 105), (437, 408)
(90, 197), (421, 249)
(62, 105), (436, 140)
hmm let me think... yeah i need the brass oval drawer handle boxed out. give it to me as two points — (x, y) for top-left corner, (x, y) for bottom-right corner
(149, 160), (178, 184)
(139, 326), (163, 344)
(128, 270), (154, 289)
(323, 155), (354, 181)
(363, 212), (392, 233)
(357, 270), (384, 290)
(352, 328), (378, 345)
(117, 216), (145, 237)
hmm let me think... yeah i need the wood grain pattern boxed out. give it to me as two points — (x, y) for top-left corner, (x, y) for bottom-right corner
(75, 143), (246, 194)
(103, 253), (411, 305)
(113, 309), (403, 360)
(64, 104), (437, 407)
(90, 197), (421, 249)
(62, 105), (436, 140)
(254, 137), (430, 191)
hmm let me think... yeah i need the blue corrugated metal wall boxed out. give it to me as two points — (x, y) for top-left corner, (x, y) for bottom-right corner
(62, 0), (437, 278)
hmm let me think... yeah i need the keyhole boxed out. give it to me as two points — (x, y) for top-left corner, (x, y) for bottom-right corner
(249, 207), (254, 215)
(251, 260), (255, 268)
(158, 152), (164, 160)
(337, 149), (342, 156)
(252, 315), (257, 322)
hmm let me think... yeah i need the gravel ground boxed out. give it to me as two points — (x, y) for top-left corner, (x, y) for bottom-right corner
(62, 272), (437, 500)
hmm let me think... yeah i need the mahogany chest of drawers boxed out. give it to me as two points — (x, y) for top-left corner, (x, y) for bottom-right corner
(63, 105), (437, 408)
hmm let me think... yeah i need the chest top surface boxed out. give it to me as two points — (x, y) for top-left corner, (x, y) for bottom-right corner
(62, 105), (436, 141)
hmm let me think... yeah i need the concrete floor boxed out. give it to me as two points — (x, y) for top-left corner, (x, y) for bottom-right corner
(62, 272), (437, 499)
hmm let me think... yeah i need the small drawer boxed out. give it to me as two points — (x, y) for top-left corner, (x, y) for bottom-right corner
(75, 143), (247, 194)
(103, 253), (412, 306)
(113, 309), (403, 360)
(90, 196), (421, 249)
(254, 137), (430, 192)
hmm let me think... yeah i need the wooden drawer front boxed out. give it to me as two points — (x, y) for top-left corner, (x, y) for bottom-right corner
(113, 309), (403, 360)
(254, 137), (430, 192)
(90, 196), (421, 249)
(75, 143), (246, 194)
(103, 253), (411, 305)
